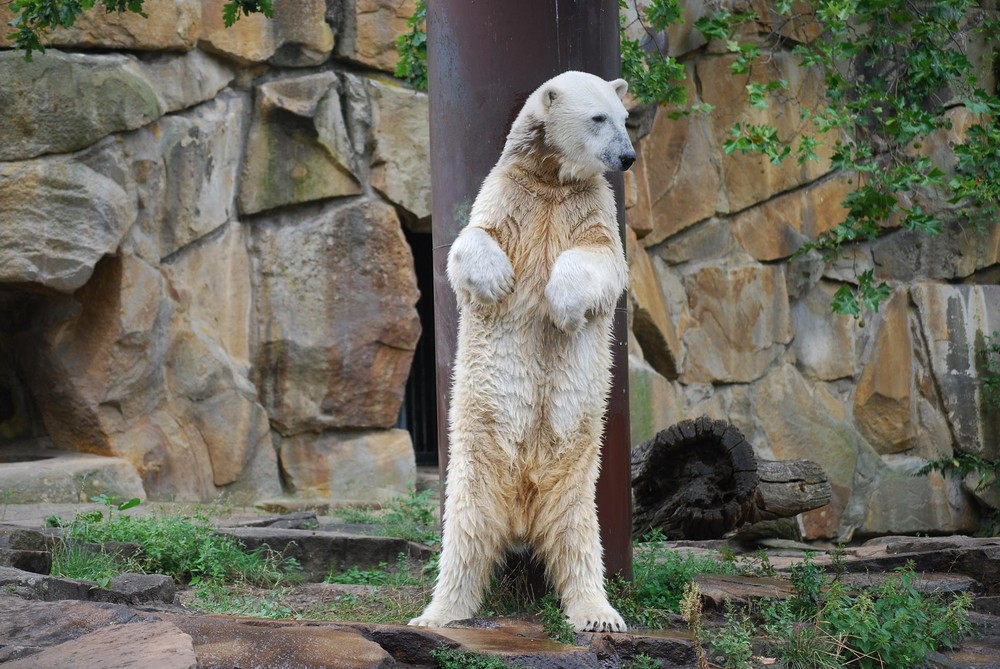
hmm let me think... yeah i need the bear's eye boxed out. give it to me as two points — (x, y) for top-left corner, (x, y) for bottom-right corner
(591, 114), (607, 123)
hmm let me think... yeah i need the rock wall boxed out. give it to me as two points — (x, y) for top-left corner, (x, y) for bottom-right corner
(0, 0), (425, 505)
(624, 1), (1000, 539)
(0, 1), (997, 538)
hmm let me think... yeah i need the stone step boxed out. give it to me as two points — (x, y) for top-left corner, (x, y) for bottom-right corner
(0, 444), (145, 505)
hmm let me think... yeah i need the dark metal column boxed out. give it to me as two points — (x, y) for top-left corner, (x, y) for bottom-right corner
(428, 0), (632, 580)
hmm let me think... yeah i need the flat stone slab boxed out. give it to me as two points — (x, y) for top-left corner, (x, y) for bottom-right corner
(217, 526), (435, 582)
(0, 447), (145, 505)
(3, 620), (198, 669)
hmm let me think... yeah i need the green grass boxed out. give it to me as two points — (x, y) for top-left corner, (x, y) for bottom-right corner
(335, 489), (440, 545)
(431, 646), (520, 669)
(49, 498), (298, 592)
(325, 552), (423, 587)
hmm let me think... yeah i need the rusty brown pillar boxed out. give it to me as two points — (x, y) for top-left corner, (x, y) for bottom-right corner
(428, 0), (632, 580)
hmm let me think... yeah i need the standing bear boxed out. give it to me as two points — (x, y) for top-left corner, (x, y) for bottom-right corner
(409, 71), (633, 632)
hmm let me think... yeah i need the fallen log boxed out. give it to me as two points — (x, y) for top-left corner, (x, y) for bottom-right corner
(631, 416), (831, 540)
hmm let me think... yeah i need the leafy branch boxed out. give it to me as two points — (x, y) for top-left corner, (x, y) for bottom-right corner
(7, 0), (274, 58)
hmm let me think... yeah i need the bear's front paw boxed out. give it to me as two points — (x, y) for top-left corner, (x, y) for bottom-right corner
(566, 605), (627, 633)
(448, 229), (515, 305)
(545, 277), (589, 333)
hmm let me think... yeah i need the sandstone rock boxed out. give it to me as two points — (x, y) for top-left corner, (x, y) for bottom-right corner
(251, 199), (420, 433)
(627, 229), (680, 379)
(649, 217), (737, 265)
(752, 365), (875, 539)
(239, 73), (361, 216)
(0, 447), (146, 505)
(132, 49), (236, 115)
(872, 218), (1000, 282)
(790, 280), (858, 380)
(0, 0), (202, 52)
(853, 289), (916, 453)
(0, 157), (133, 292)
(912, 283), (1000, 456)
(629, 355), (681, 448)
(0, 50), (162, 161)
(681, 264), (793, 384)
(336, 0), (418, 72)
(106, 573), (177, 605)
(278, 429), (416, 503)
(624, 145), (653, 237)
(640, 70), (720, 247)
(24, 255), (169, 456)
(4, 620), (197, 669)
(160, 221), (252, 368)
(859, 458), (978, 536)
(0, 567), (100, 603)
(199, 0), (333, 66)
(168, 615), (396, 669)
(696, 51), (833, 215)
(122, 92), (246, 260)
(367, 78), (432, 222)
(732, 174), (852, 261)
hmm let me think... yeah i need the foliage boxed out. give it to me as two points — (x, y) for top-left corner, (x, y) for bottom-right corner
(763, 557), (974, 668)
(325, 552), (423, 587)
(190, 582), (296, 619)
(622, 654), (663, 669)
(50, 539), (142, 588)
(394, 0), (426, 91)
(53, 496), (296, 587)
(690, 0), (999, 318)
(981, 330), (1000, 411)
(917, 450), (1000, 489)
(608, 530), (745, 628)
(8, 0), (273, 58)
(539, 593), (577, 645)
(430, 646), (521, 669)
(335, 489), (440, 545)
(706, 601), (755, 669)
(619, 0), (688, 109)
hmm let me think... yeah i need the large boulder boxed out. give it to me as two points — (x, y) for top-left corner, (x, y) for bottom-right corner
(0, 0), (202, 52)
(0, 154), (133, 292)
(199, 0), (333, 67)
(853, 289), (916, 453)
(251, 199), (421, 434)
(121, 91), (247, 261)
(0, 51), (163, 161)
(912, 283), (1000, 456)
(277, 429), (416, 503)
(334, 0), (419, 73)
(239, 73), (361, 216)
(680, 264), (793, 384)
(363, 77), (432, 224)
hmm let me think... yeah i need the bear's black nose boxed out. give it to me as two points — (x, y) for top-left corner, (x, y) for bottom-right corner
(620, 153), (635, 171)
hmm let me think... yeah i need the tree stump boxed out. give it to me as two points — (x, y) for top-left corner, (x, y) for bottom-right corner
(631, 416), (831, 540)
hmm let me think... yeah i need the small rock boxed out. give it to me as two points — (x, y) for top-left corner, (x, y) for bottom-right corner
(0, 549), (52, 575)
(102, 573), (176, 605)
(0, 525), (51, 552)
(0, 566), (95, 602)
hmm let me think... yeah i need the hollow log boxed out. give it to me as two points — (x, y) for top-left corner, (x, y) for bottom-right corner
(631, 417), (831, 539)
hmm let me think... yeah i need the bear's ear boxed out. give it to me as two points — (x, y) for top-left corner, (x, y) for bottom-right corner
(610, 78), (628, 99)
(541, 84), (559, 110)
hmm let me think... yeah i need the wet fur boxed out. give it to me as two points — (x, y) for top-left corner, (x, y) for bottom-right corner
(410, 72), (631, 633)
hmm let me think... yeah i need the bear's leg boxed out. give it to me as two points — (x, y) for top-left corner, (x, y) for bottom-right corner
(533, 468), (627, 633)
(408, 466), (507, 627)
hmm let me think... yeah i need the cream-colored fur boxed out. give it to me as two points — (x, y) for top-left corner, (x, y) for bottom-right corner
(410, 71), (632, 633)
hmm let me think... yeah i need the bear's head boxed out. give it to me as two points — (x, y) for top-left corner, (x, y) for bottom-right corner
(504, 71), (636, 183)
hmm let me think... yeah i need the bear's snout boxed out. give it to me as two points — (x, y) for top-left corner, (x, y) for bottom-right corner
(619, 152), (636, 171)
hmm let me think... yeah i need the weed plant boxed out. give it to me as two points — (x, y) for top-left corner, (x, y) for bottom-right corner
(335, 489), (439, 545)
(608, 530), (744, 628)
(50, 496), (298, 597)
(763, 557), (974, 668)
(325, 552), (423, 587)
(539, 593), (577, 645)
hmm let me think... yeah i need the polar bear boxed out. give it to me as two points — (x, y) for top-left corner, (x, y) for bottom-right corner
(409, 71), (633, 633)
